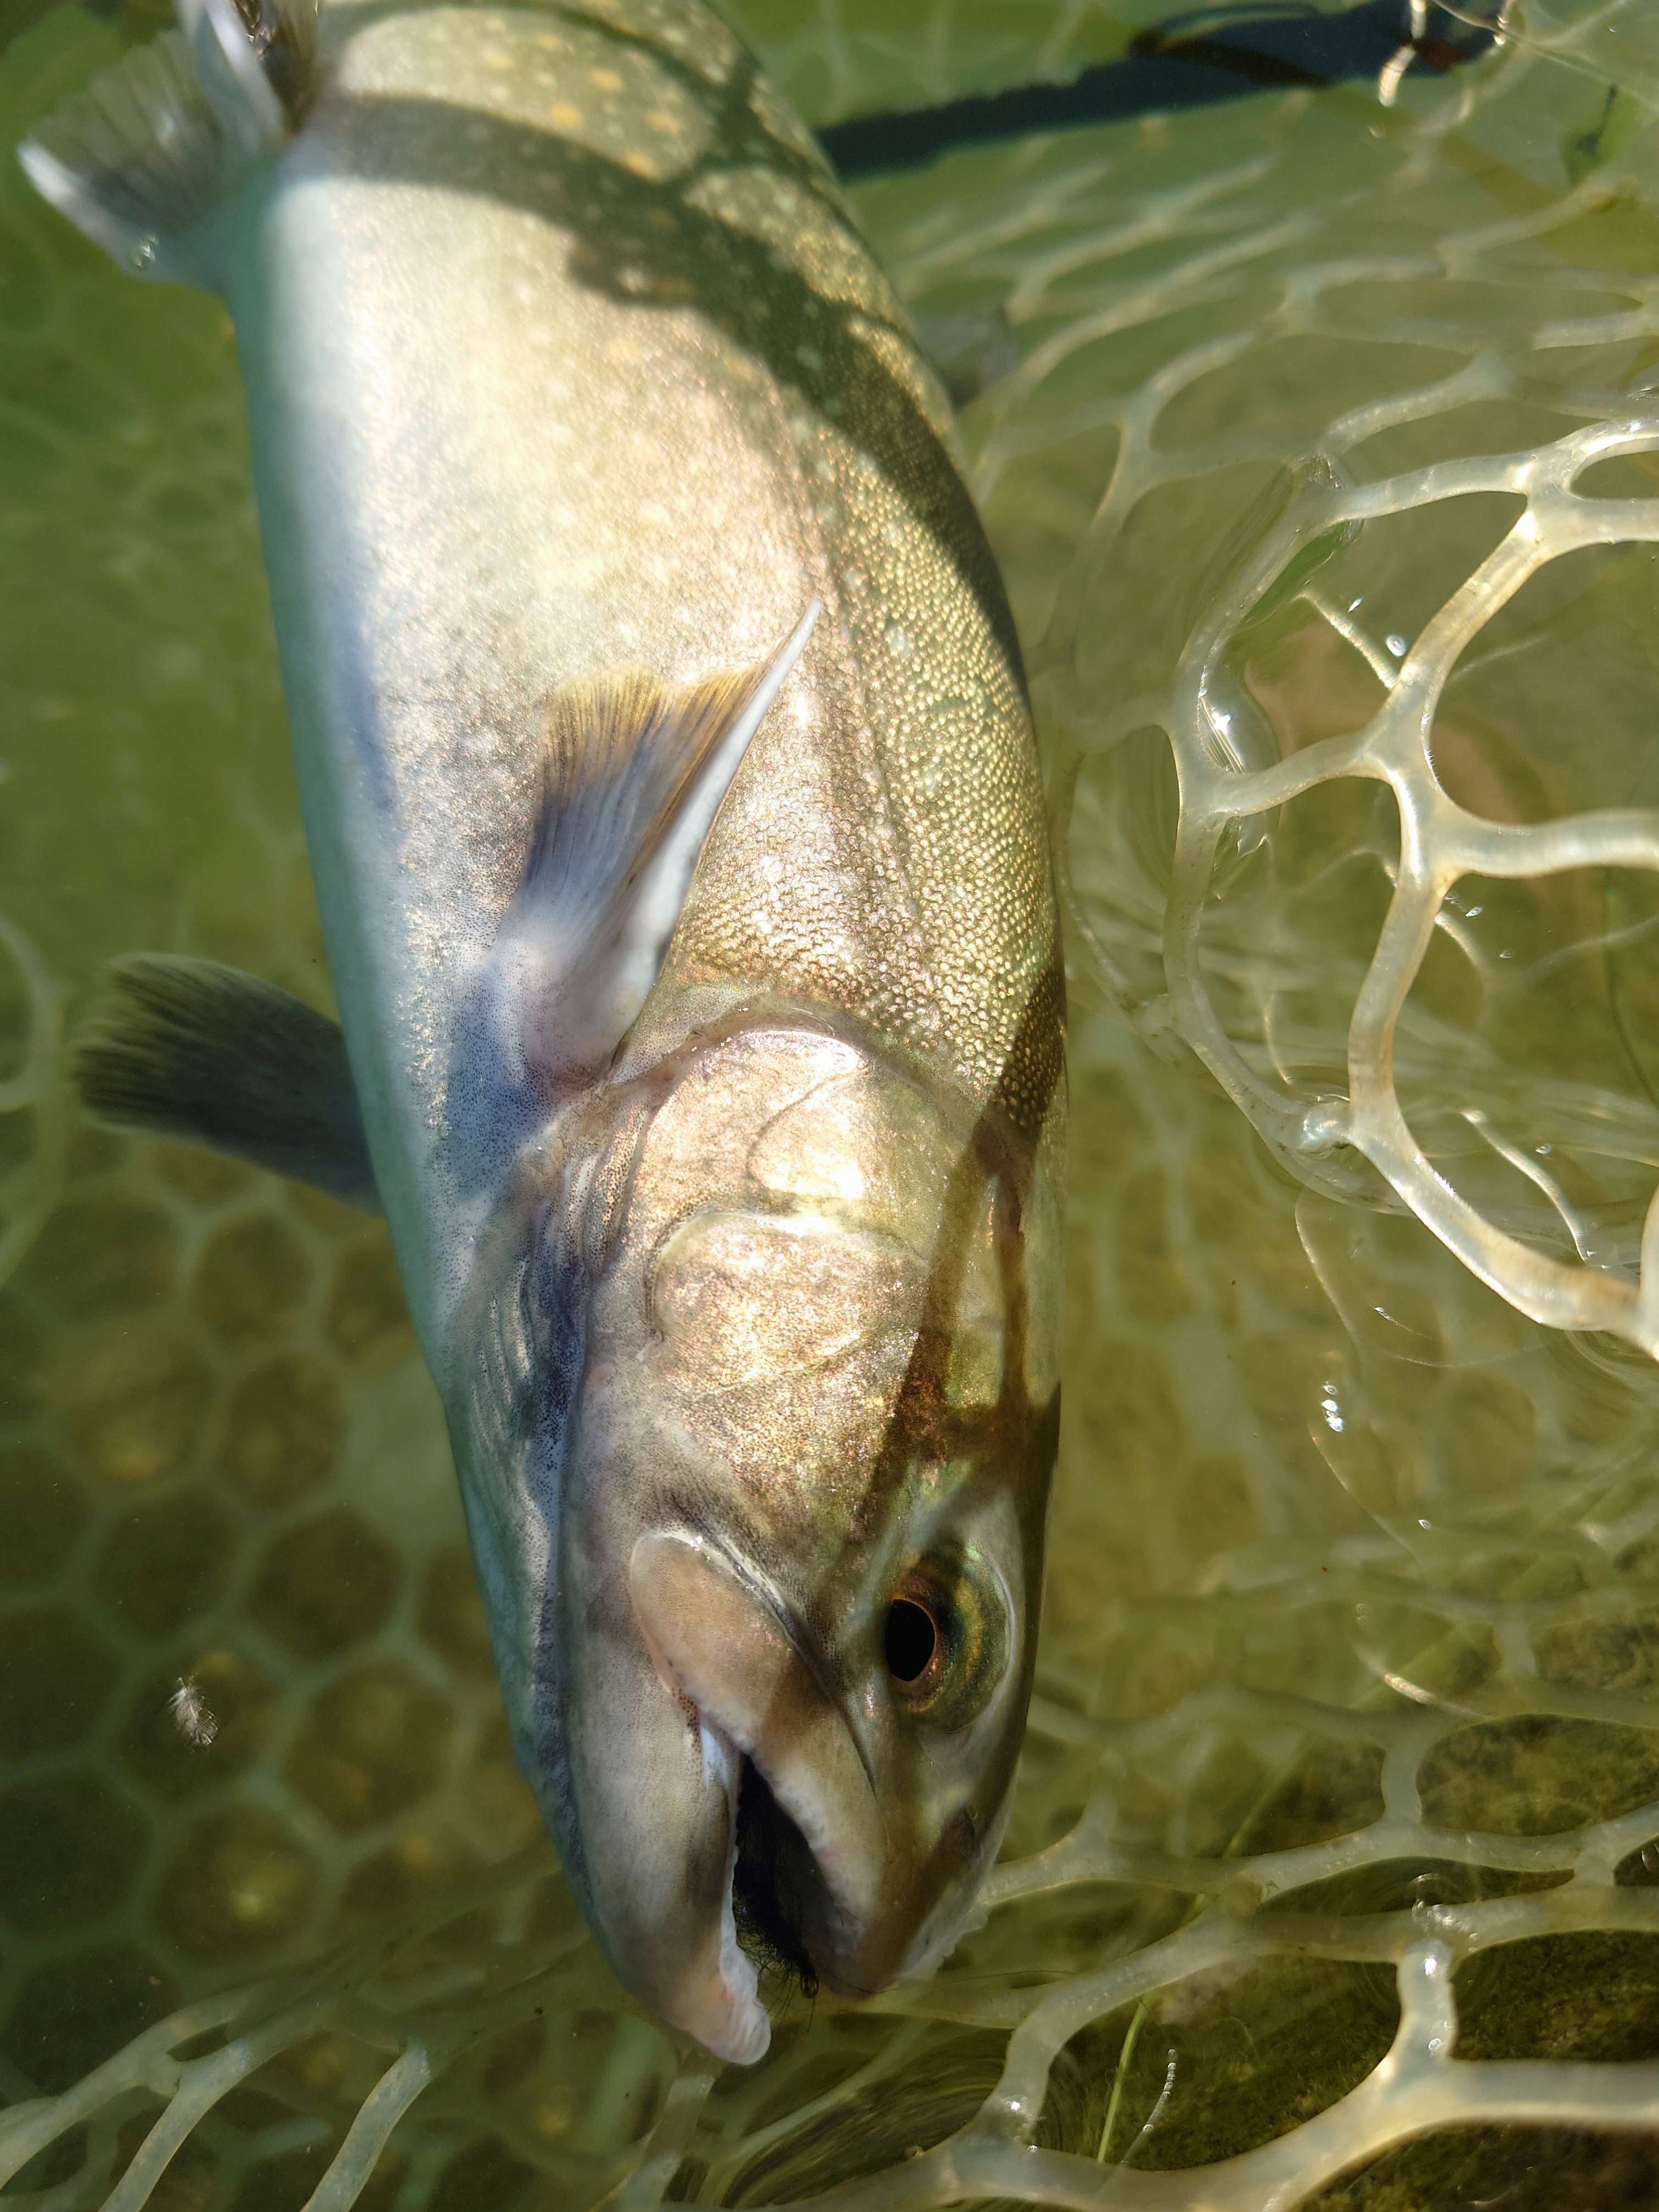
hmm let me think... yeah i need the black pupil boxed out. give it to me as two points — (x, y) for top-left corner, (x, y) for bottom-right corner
(885, 1598), (938, 1683)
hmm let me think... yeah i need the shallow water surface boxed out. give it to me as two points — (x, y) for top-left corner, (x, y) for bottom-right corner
(5, 0), (1659, 2205)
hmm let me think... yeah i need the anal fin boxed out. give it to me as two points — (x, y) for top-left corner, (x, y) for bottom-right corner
(497, 600), (819, 1094)
(76, 956), (378, 1209)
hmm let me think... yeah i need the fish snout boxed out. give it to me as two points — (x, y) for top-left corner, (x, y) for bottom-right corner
(628, 1530), (890, 2021)
(560, 1600), (772, 2068)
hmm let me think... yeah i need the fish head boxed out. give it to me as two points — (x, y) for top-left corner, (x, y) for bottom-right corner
(525, 1031), (1061, 2064)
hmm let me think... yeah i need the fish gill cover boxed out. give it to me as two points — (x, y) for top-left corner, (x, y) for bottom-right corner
(7, 0), (1659, 2205)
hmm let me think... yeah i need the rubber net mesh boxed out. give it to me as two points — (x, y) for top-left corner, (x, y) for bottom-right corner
(7, 0), (1659, 2207)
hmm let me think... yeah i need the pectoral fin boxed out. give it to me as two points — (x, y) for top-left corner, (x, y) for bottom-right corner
(494, 601), (819, 1094)
(75, 955), (378, 1208)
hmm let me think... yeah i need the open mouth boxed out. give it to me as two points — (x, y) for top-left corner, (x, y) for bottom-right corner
(627, 1528), (885, 2056)
(731, 1752), (824, 1998)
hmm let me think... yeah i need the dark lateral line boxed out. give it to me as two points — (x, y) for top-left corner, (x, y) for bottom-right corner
(818, 0), (1495, 179)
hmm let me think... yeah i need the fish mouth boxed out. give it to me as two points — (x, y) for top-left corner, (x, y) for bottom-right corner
(629, 1529), (885, 2059)
(731, 1750), (826, 1997)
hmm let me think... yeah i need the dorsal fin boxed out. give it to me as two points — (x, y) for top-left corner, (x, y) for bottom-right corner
(496, 601), (819, 1094)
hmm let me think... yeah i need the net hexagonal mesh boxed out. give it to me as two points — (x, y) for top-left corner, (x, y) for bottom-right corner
(1049, 185), (1659, 1354)
(7, 0), (1659, 2207)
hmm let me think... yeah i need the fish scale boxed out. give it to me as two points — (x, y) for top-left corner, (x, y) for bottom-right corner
(209, 0), (1059, 1314)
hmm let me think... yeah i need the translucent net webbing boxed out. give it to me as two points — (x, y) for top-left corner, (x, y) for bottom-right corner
(8, 2), (1659, 2208)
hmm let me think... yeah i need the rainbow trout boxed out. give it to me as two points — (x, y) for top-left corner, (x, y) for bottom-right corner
(21, 0), (1064, 2061)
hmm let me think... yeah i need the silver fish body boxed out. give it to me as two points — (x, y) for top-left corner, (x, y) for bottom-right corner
(24, 0), (1065, 2061)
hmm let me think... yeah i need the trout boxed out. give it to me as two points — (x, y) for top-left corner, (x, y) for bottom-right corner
(22, 0), (1064, 2061)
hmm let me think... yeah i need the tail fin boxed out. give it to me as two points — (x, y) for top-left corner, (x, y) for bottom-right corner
(16, 0), (316, 287)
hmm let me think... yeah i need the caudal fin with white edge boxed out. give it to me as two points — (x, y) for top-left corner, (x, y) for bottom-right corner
(16, 0), (316, 287)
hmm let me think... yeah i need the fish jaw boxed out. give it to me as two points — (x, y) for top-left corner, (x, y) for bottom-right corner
(545, 1517), (886, 2069)
(552, 1540), (775, 2066)
(617, 1708), (774, 2069)
(630, 1529), (887, 1952)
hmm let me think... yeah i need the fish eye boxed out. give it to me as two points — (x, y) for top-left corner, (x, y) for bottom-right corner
(884, 1546), (1009, 1725)
(884, 1596), (938, 1684)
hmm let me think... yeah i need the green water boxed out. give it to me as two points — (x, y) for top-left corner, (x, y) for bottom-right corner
(7, 1), (1659, 2205)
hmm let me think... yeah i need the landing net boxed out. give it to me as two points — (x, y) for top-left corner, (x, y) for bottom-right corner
(5, 2), (1659, 2207)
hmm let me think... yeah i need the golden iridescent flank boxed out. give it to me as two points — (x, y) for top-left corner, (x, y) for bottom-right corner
(23, 0), (1064, 2062)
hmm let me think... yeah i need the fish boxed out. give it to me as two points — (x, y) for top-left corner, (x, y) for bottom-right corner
(20, 0), (1065, 2063)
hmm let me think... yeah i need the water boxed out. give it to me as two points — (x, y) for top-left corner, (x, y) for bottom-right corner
(5, 0), (1659, 2204)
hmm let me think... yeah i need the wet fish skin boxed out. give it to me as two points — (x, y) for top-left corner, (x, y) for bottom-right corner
(22, 0), (1065, 2062)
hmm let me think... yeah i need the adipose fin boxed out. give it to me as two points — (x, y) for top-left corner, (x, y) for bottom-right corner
(497, 600), (819, 1091)
(16, 0), (316, 286)
(76, 955), (378, 1208)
